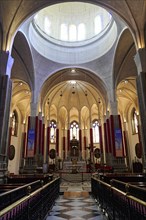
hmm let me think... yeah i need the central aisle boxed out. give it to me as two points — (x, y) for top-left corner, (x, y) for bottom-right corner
(45, 182), (108, 220)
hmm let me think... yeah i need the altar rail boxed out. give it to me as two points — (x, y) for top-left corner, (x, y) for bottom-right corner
(0, 177), (60, 220)
(57, 172), (91, 183)
(91, 176), (146, 220)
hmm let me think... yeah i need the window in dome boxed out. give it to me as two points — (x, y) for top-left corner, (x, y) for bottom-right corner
(78, 23), (85, 41)
(92, 119), (99, 143)
(69, 24), (77, 41)
(44, 17), (51, 35)
(60, 23), (68, 41)
(94, 15), (102, 35)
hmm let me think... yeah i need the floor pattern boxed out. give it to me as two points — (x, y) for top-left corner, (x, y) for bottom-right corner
(46, 194), (108, 220)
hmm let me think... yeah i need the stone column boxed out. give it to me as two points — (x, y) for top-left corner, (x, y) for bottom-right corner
(106, 101), (126, 171)
(123, 121), (131, 170)
(134, 48), (146, 171)
(0, 51), (14, 183)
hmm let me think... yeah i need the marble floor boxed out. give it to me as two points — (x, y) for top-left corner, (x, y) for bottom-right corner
(45, 182), (108, 220)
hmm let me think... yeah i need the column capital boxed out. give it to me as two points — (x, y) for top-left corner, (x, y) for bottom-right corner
(109, 100), (118, 115)
(0, 51), (14, 77)
(30, 102), (39, 117)
(134, 48), (146, 73)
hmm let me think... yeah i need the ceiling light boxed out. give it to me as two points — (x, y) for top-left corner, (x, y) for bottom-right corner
(70, 80), (76, 84)
(71, 69), (76, 73)
(19, 82), (23, 86)
(124, 80), (128, 84)
(60, 91), (63, 97)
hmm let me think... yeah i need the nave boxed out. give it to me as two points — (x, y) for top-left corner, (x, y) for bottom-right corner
(46, 182), (107, 220)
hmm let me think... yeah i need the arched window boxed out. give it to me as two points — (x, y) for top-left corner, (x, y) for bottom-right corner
(50, 120), (57, 143)
(11, 110), (18, 136)
(44, 17), (51, 35)
(69, 24), (77, 41)
(92, 119), (99, 143)
(131, 108), (138, 134)
(70, 121), (79, 140)
(60, 23), (68, 41)
(78, 23), (85, 41)
(94, 15), (102, 35)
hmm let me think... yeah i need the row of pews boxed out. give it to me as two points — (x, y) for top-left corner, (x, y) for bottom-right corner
(91, 173), (146, 220)
(0, 174), (60, 220)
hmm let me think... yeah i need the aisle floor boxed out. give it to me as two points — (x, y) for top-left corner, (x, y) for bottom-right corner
(46, 182), (108, 220)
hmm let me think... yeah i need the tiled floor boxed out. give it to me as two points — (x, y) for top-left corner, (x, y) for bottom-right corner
(45, 182), (108, 220)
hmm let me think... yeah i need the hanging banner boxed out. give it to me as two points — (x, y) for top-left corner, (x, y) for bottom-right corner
(27, 129), (35, 157)
(115, 128), (123, 157)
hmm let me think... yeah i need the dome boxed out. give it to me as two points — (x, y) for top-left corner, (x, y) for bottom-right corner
(33, 2), (112, 45)
(29, 2), (117, 64)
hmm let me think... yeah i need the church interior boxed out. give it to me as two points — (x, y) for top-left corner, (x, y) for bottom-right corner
(0, 1), (146, 219)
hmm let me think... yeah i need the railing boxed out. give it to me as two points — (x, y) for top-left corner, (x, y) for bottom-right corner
(0, 180), (42, 211)
(58, 171), (91, 183)
(91, 176), (146, 220)
(0, 177), (60, 220)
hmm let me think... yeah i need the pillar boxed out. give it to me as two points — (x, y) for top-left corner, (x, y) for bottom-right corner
(46, 120), (50, 164)
(123, 120), (131, 170)
(62, 129), (66, 159)
(105, 101), (126, 170)
(56, 127), (59, 156)
(0, 51), (14, 183)
(134, 48), (146, 171)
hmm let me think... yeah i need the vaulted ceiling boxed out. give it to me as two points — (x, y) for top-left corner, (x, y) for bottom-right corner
(2, 0), (145, 121)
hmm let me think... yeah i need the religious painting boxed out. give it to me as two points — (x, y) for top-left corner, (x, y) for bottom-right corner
(27, 129), (35, 157)
(115, 128), (123, 157)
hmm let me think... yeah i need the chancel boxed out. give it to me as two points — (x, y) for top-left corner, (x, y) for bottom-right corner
(0, 1), (146, 220)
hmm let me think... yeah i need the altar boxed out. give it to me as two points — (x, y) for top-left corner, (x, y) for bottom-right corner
(63, 161), (86, 173)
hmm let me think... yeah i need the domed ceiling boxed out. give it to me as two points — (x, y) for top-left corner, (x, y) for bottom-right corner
(33, 2), (112, 43)
(29, 2), (117, 64)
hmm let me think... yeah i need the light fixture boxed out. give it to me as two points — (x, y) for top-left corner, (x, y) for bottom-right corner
(70, 80), (76, 84)
(72, 86), (75, 94)
(124, 80), (128, 84)
(19, 82), (23, 86)
(60, 91), (63, 97)
(71, 68), (76, 73)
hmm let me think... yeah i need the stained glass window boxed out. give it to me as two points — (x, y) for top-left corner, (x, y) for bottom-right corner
(70, 121), (79, 140)
(92, 119), (99, 143)
(50, 120), (57, 143)
(131, 108), (138, 134)
(11, 110), (18, 136)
